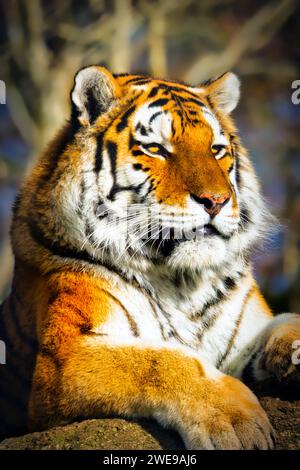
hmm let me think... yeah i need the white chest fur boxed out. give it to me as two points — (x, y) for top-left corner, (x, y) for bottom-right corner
(88, 268), (271, 377)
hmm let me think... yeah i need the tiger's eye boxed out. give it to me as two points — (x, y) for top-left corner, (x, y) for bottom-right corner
(148, 146), (160, 153)
(211, 145), (224, 154)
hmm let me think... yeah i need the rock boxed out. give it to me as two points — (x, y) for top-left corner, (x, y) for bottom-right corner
(0, 381), (299, 450)
(0, 418), (184, 450)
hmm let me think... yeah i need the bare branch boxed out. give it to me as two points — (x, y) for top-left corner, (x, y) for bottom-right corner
(24, 0), (52, 87)
(57, 13), (114, 45)
(7, 85), (40, 148)
(148, 8), (167, 77)
(184, 0), (296, 83)
(3, 0), (26, 69)
(109, 0), (133, 72)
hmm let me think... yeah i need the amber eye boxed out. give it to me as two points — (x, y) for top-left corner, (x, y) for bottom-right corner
(211, 144), (227, 159)
(147, 145), (161, 154)
(140, 142), (171, 159)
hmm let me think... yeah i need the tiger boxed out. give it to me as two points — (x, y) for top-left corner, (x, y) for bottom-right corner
(0, 65), (299, 449)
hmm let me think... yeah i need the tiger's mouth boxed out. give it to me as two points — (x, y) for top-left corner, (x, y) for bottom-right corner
(144, 223), (224, 258)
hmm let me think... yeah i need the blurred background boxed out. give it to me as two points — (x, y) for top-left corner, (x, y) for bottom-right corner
(0, 0), (299, 312)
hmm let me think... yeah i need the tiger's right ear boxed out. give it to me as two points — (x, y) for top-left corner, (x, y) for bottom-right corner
(71, 66), (120, 127)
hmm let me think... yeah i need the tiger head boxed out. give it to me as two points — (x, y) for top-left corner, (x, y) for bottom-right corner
(15, 66), (268, 276)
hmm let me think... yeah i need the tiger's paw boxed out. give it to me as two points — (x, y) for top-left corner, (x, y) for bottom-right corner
(180, 376), (274, 450)
(259, 322), (300, 384)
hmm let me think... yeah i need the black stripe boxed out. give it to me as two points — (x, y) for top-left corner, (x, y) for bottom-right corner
(129, 132), (136, 149)
(126, 77), (152, 85)
(195, 273), (240, 343)
(206, 95), (214, 111)
(193, 272), (242, 322)
(22, 215), (132, 287)
(27, 216), (102, 265)
(131, 79), (152, 86)
(25, 215), (130, 284)
(106, 141), (120, 201)
(124, 76), (148, 84)
(141, 286), (184, 345)
(139, 181), (154, 203)
(200, 289), (225, 317)
(235, 155), (241, 189)
(148, 86), (160, 98)
(85, 87), (107, 123)
(102, 290), (140, 338)
(157, 83), (204, 100)
(139, 125), (148, 136)
(146, 295), (168, 340)
(132, 150), (144, 157)
(113, 73), (130, 78)
(107, 141), (118, 176)
(116, 106), (136, 132)
(196, 309), (224, 345)
(94, 133), (104, 173)
(177, 96), (205, 107)
(216, 288), (253, 369)
(149, 111), (162, 124)
(11, 192), (22, 218)
(76, 178), (85, 217)
(133, 163), (142, 171)
(239, 206), (251, 229)
(224, 277), (236, 290)
(149, 98), (169, 108)
(230, 136), (242, 189)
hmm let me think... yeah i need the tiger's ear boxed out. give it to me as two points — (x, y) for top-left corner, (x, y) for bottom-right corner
(71, 66), (120, 127)
(203, 72), (240, 114)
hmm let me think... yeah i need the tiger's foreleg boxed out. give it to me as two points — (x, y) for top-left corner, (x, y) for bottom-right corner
(29, 344), (275, 449)
(29, 335), (274, 448)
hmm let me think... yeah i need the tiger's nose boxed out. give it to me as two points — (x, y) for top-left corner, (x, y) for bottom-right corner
(191, 192), (230, 217)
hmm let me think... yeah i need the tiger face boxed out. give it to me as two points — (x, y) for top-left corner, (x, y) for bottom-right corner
(54, 66), (264, 273)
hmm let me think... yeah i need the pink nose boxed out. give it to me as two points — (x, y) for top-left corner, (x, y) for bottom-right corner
(191, 192), (230, 216)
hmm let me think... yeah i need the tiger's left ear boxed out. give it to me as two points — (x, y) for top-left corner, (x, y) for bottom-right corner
(71, 65), (121, 127)
(203, 72), (240, 114)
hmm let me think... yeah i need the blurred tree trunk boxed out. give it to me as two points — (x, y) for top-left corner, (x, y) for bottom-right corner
(184, 0), (295, 83)
(109, 0), (132, 73)
(148, 9), (167, 77)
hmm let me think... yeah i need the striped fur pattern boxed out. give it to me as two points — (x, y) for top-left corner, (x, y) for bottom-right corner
(0, 66), (299, 449)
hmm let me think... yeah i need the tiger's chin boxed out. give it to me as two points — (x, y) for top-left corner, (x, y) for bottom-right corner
(167, 237), (228, 272)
